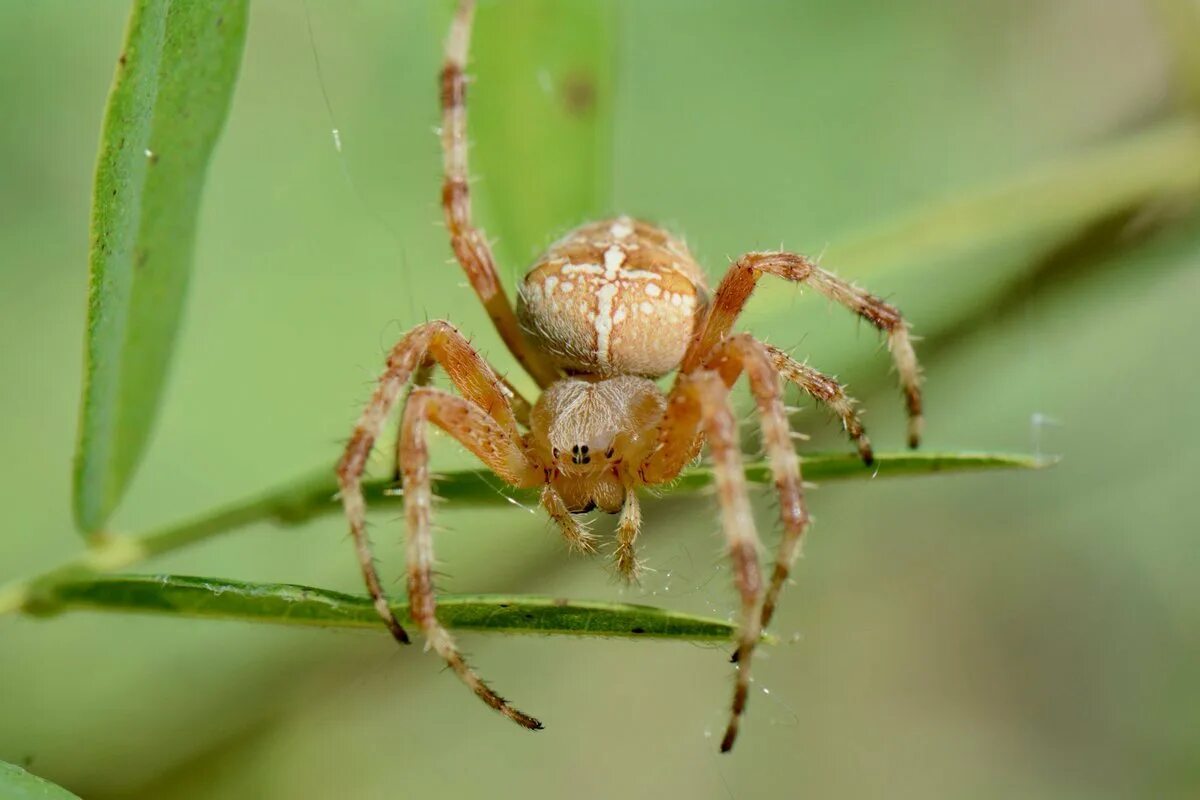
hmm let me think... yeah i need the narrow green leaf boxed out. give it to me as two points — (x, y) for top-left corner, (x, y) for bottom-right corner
(0, 762), (81, 800)
(673, 451), (1052, 492)
(27, 574), (742, 642)
(472, 0), (616, 268)
(75, 0), (250, 534)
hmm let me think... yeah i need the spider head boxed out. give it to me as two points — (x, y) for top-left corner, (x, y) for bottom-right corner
(531, 376), (665, 480)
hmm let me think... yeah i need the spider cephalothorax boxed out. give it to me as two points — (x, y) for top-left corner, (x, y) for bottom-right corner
(337, 0), (923, 752)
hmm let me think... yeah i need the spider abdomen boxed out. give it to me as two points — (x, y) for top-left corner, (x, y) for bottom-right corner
(516, 216), (710, 378)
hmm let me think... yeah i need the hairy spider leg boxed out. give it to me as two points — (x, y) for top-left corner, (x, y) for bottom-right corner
(704, 337), (812, 667)
(393, 357), (534, 483)
(400, 387), (543, 730)
(337, 322), (531, 647)
(440, 0), (561, 388)
(683, 251), (923, 447)
(638, 370), (767, 753)
(761, 342), (874, 466)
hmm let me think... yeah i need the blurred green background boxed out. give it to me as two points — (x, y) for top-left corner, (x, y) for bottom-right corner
(2, 0), (1198, 797)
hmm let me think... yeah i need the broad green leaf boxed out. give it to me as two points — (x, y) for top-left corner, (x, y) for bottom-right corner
(0, 762), (81, 800)
(75, 0), (250, 534)
(472, 0), (616, 268)
(26, 574), (743, 642)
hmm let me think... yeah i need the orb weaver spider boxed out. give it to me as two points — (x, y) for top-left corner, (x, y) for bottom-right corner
(336, 0), (923, 752)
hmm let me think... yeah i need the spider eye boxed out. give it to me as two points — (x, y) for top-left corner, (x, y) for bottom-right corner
(552, 447), (559, 458)
(605, 447), (615, 459)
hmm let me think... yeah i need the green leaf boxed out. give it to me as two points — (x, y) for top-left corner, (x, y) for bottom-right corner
(75, 0), (250, 534)
(0, 762), (81, 800)
(26, 574), (743, 642)
(673, 451), (1052, 492)
(472, 0), (616, 268)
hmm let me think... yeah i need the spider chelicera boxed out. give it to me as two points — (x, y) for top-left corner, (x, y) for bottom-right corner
(336, 0), (923, 752)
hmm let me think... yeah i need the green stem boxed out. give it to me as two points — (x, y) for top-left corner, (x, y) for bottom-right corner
(0, 451), (1046, 616)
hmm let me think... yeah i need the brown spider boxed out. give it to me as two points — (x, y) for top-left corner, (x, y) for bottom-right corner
(336, 0), (923, 753)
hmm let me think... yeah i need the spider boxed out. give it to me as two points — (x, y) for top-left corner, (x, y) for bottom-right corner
(336, 0), (923, 753)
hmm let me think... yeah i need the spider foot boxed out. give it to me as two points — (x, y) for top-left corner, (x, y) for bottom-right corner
(907, 415), (924, 450)
(858, 439), (875, 466)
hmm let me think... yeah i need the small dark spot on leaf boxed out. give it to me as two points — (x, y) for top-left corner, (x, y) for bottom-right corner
(118, 52), (127, 68)
(498, 603), (510, 608)
(630, 627), (645, 634)
(523, 613), (534, 620)
(560, 70), (596, 117)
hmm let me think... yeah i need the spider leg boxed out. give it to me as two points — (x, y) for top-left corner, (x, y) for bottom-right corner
(401, 387), (543, 730)
(495, 371), (535, 429)
(761, 342), (873, 465)
(637, 371), (765, 753)
(613, 489), (643, 582)
(704, 335), (811, 650)
(682, 251), (923, 447)
(393, 357), (436, 484)
(441, 0), (561, 388)
(337, 320), (528, 647)
(393, 359), (533, 482)
(540, 485), (598, 554)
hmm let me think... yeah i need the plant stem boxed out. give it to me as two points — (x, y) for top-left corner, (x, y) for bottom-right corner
(0, 452), (1046, 617)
